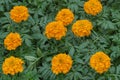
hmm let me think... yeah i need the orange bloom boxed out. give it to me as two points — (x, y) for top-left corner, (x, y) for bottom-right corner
(72, 20), (93, 37)
(45, 21), (67, 40)
(90, 51), (111, 74)
(51, 53), (73, 75)
(55, 9), (74, 26)
(10, 6), (29, 23)
(84, 0), (102, 16)
(88, 0), (101, 1)
(2, 56), (24, 75)
(4, 32), (22, 50)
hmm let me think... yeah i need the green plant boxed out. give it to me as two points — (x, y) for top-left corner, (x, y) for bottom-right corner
(0, 0), (120, 80)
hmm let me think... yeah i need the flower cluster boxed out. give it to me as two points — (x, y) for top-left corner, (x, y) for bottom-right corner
(45, 21), (67, 40)
(10, 6), (29, 23)
(51, 53), (73, 75)
(90, 51), (111, 74)
(4, 32), (22, 50)
(55, 9), (74, 26)
(72, 20), (93, 37)
(84, 0), (102, 16)
(45, 8), (74, 40)
(1, 2), (111, 77)
(1, 5), (29, 76)
(2, 56), (24, 75)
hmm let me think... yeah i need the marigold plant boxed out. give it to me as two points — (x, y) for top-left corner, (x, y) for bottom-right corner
(88, 0), (101, 1)
(90, 51), (111, 74)
(2, 56), (24, 75)
(4, 32), (22, 50)
(55, 8), (74, 26)
(84, 0), (102, 16)
(72, 20), (93, 37)
(51, 53), (73, 75)
(45, 21), (67, 40)
(0, 0), (119, 79)
(10, 6), (29, 23)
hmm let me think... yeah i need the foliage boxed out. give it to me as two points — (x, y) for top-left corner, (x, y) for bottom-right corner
(0, 0), (120, 80)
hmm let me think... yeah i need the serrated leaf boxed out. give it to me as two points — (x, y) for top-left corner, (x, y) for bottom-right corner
(32, 33), (42, 39)
(37, 48), (42, 57)
(24, 56), (37, 61)
(0, 5), (4, 11)
(76, 41), (89, 50)
(28, 16), (35, 25)
(69, 47), (75, 57)
(25, 39), (32, 47)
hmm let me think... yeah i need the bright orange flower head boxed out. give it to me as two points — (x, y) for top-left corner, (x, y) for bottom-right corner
(55, 9), (74, 26)
(45, 21), (67, 40)
(4, 32), (22, 50)
(51, 53), (73, 75)
(88, 0), (101, 1)
(90, 51), (111, 74)
(72, 20), (93, 37)
(2, 56), (24, 75)
(10, 6), (29, 23)
(84, 0), (102, 16)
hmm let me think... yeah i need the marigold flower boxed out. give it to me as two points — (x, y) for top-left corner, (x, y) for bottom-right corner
(4, 32), (22, 50)
(88, 0), (101, 1)
(45, 21), (67, 40)
(72, 20), (93, 37)
(2, 56), (24, 75)
(55, 9), (74, 26)
(90, 51), (111, 74)
(51, 53), (73, 75)
(10, 6), (29, 23)
(84, 0), (102, 16)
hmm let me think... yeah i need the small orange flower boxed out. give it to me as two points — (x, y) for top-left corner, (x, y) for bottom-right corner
(72, 20), (93, 37)
(88, 0), (101, 1)
(4, 32), (22, 50)
(90, 51), (111, 74)
(2, 56), (24, 75)
(55, 9), (74, 26)
(10, 6), (29, 23)
(84, 0), (102, 16)
(45, 21), (67, 40)
(51, 53), (73, 75)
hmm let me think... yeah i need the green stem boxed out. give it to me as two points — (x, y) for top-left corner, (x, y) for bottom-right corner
(27, 56), (42, 70)
(58, 74), (64, 80)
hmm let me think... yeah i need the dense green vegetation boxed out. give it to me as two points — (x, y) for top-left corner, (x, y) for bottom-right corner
(0, 0), (120, 80)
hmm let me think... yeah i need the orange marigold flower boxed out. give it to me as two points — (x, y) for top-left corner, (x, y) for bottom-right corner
(72, 20), (93, 37)
(51, 53), (73, 75)
(4, 32), (22, 50)
(45, 21), (67, 40)
(2, 56), (24, 75)
(90, 51), (111, 74)
(55, 9), (74, 26)
(88, 0), (101, 1)
(10, 6), (29, 23)
(84, 0), (102, 16)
